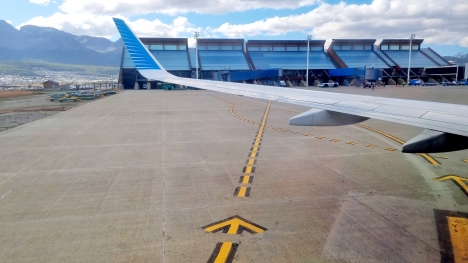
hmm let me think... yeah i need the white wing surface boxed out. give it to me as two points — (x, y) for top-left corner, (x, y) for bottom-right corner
(113, 18), (468, 153)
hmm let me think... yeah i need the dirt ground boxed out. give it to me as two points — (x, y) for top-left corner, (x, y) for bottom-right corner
(0, 90), (89, 132)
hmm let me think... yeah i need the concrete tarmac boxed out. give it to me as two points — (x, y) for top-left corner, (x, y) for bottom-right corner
(0, 87), (467, 263)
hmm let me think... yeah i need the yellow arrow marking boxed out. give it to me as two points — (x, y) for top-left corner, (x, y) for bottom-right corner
(213, 242), (235, 263)
(203, 215), (267, 234)
(435, 175), (468, 195)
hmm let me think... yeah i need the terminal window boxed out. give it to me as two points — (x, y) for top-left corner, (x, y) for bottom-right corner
(198, 45), (206, 50)
(333, 45), (341, 50)
(401, 45), (410, 50)
(311, 46), (322, 51)
(380, 45), (388, 50)
(273, 46), (285, 51)
(353, 45), (364, 50)
(341, 45), (352, 50)
(299, 46), (307, 51)
(150, 44), (163, 50)
(260, 46), (273, 51)
(221, 45), (232, 51)
(286, 46), (298, 51)
(178, 45), (186, 50)
(248, 46), (259, 51)
(389, 45), (399, 50)
(164, 44), (177, 50)
(234, 45), (243, 50)
(364, 45), (372, 50)
(412, 45), (419, 50)
(207, 45), (220, 50)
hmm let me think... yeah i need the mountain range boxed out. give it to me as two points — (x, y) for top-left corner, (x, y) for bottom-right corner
(0, 19), (466, 67)
(444, 53), (468, 64)
(0, 20), (123, 67)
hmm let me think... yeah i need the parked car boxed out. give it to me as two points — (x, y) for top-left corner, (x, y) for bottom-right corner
(319, 83), (339, 88)
(441, 81), (456, 86)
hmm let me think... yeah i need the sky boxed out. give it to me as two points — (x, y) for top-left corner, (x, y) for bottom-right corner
(1, 0), (468, 56)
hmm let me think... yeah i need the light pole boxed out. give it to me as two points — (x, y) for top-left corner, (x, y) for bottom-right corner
(306, 35), (312, 87)
(194, 32), (200, 79)
(407, 34), (416, 85)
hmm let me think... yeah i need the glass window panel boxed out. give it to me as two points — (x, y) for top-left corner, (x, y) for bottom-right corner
(198, 45), (206, 50)
(286, 46), (298, 51)
(207, 45), (220, 50)
(299, 46), (307, 51)
(221, 45), (232, 50)
(178, 45), (186, 50)
(341, 45), (352, 50)
(234, 45), (243, 50)
(311, 46), (322, 51)
(260, 46), (272, 51)
(380, 45), (388, 50)
(364, 45), (372, 50)
(353, 45), (363, 50)
(248, 46), (259, 51)
(333, 45), (341, 50)
(164, 44), (177, 50)
(412, 45), (419, 50)
(400, 45), (410, 50)
(273, 46), (285, 51)
(389, 44), (399, 50)
(144, 45), (150, 50)
(150, 44), (163, 50)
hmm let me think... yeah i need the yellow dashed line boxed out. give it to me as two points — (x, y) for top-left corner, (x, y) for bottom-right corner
(347, 142), (357, 145)
(464, 159), (468, 163)
(237, 187), (248, 197)
(433, 156), (449, 159)
(364, 144), (377, 148)
(385, 148), (398, 151)
(356, 124), (440, 166)
(316, 136), (325, 139)
(330, 139), (340, 142)
(246, 159), (256, 165)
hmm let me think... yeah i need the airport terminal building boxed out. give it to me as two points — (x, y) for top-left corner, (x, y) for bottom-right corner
(118, 37), (462, 89)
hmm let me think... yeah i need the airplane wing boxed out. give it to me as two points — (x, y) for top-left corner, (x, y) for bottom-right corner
(113, 18), (468, 153)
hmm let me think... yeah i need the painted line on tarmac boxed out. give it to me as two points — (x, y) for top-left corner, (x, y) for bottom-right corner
(434, 210), (468, 263)
(355, 124), (441, 165)
(203, 215), (267, 234)
(207, 242), (239, 263)
(435, 175), (468, 196)
(229, 100), (271, 197)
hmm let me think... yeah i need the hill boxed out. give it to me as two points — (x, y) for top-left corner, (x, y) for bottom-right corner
(0, 20), (123, 67)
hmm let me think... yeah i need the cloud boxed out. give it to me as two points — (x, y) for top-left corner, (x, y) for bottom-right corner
(58, 0), (319, 16)
(210, 0), (468, 47)
(19, 13), (199, 39)
(30, 0), (50, 5)
(18, 0), (468, 48)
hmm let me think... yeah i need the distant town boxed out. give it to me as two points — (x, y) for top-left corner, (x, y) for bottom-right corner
(0, 69), (117, 86)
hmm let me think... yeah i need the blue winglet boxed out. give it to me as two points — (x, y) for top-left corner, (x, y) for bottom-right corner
(113, 18), (161, 71)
